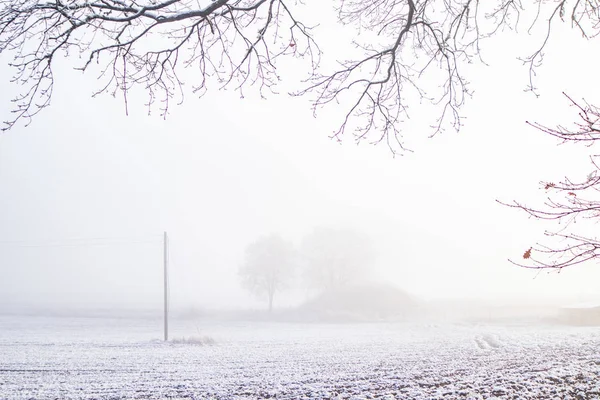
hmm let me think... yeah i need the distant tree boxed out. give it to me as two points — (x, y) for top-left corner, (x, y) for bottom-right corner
(300, 227), (373, 292)
(238, 234), (295, 312)
(501, 94), (600, 270)
(1, 1), (599, 152)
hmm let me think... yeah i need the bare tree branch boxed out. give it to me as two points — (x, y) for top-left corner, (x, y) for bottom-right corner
(501, 94), (600, 270)
(0, 0), (319, 129)
(1, 0), (599, 153)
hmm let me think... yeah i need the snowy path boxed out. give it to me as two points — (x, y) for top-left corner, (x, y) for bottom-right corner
(1, 317), (600, 399)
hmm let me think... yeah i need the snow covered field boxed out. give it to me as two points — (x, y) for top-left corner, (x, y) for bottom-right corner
(1, 315), (600, 399)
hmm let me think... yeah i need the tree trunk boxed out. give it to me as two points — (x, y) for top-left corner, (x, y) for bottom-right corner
(268, 292), (274, 313)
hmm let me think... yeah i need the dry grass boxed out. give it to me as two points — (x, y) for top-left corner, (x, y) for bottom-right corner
(170, 335), (215, 346)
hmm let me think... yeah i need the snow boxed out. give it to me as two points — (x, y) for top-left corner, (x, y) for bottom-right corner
(1, 316), (600, 399)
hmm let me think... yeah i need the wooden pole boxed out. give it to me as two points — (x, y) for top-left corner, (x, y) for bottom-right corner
(163, 231), (168, 341)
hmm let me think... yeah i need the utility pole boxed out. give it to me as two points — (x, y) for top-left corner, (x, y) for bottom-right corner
(163, 231), (168, 342)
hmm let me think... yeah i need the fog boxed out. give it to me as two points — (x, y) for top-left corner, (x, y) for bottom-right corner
(1, 16), (600, 319)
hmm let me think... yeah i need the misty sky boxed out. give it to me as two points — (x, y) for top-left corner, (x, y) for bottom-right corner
(1, 8), (600, 312)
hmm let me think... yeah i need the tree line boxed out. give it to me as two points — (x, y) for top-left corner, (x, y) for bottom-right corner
(238, 227), (373, 312)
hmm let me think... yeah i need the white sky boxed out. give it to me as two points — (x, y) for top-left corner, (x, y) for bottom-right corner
(1, 4), (600, 312)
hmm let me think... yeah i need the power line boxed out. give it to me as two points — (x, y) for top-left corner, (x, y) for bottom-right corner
(0, 234), (163, 248)
(0, 240), (161, 248)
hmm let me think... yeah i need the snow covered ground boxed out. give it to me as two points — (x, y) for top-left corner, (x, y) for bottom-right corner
(1, 315), (600, 399)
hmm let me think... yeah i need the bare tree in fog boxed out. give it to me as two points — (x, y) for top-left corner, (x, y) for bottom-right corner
(300, 227), (373, 292)
(238, 234), (295, 312)
(2, 0), (600, 152)
(502, 94), (600, 270)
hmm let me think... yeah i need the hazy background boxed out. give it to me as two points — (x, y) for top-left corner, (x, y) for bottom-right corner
(1, 9), (599, 314)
